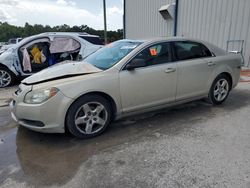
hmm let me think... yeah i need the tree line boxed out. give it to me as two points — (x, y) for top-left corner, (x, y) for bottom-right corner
(0, 22), (123, 42)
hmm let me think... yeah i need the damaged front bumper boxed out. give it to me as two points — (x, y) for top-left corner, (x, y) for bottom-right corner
(10, 84), (73, 133)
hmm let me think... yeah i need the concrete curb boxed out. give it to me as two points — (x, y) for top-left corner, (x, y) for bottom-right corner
(241, 70), (250, 73)
(241, 67), (250, 71)
(240, 68), (250, 82)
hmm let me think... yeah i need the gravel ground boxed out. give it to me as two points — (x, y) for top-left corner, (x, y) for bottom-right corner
(0, 82), (250, 188)
(0, 86), (18, 107)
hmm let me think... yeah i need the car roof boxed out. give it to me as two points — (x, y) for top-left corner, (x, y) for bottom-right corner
(119, 37), (204, 46)
(38, 32), (100, 38)
(138, 37), (206, 43)
(10, 32), (101, 49)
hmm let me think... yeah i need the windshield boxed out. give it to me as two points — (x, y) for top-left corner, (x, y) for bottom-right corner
(83, 40), (142, 70)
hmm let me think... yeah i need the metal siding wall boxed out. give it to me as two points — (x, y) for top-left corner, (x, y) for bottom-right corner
(177, 0), (250, 66)
(125, 0), (175, 39)
(125, 0), (250, 66)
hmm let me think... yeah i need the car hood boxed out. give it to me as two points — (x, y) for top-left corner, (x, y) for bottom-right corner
(22, 61), (102, 85)
(0, 44), (14, 50)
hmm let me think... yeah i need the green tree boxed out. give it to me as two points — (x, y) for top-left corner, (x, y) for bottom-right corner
(0, 22), (123, 42)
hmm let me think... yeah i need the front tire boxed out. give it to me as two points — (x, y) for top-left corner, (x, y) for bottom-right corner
(208, 74), (231, 105)
(0, 67), (16, 88)
(66, 94), (112, 138)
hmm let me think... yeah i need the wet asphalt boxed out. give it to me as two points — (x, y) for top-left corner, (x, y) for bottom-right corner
(0, 83), (250, 188)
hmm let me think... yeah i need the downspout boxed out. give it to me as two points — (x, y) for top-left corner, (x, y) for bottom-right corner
(123, 0), (126, 39)
(103, 0), (107, 44)
(174, 0), (179, 36)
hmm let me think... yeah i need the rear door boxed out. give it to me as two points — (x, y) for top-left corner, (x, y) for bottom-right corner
(173, 41), (215, 100)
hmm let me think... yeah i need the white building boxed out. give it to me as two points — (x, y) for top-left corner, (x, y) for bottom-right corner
(124, 0), (250, 67)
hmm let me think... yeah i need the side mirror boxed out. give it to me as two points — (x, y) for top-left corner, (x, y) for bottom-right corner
(126, 58), (146, 71)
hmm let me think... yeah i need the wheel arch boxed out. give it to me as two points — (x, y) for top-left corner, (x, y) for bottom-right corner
(219, 72), (233, 90)
(65, 91), (118, 127)
(0, 63), (11, 70)
(208, 63), (235, 92)
(0, 62), (19, 76)
(84, 91), (118, 118)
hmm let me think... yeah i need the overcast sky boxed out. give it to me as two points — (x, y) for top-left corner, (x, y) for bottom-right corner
(0, 0), (123, 31)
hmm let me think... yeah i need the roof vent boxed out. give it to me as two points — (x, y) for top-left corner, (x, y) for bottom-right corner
(159, 3), (175, 19)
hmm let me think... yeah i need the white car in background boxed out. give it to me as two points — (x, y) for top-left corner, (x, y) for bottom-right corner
(0, 42), (8, 50)
(8, 38), (23, 44)
(0, 32), (103, 87)
(0, 38), (23, 54)
(10, 38), (242, 138)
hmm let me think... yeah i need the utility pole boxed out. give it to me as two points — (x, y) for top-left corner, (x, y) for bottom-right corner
(103, 0), (107, 44)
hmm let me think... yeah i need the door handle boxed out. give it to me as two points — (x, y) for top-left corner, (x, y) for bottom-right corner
(165, 68), (176, 73)
(207, 61), (216, 66)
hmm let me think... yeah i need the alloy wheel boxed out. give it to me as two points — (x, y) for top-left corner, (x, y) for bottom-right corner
(213, 78), (229, 102)
(0, 70), (11, 88)
(74, 102), (108, 134)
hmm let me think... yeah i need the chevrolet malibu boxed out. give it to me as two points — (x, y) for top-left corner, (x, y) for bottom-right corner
(10, 38), (242, 138)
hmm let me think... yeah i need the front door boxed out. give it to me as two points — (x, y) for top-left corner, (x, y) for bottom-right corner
(18, 37), (51, 75)
(119, 42), (177, 113)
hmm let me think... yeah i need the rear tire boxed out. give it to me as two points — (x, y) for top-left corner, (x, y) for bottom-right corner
(66, 94), (112, 138)
(0, 67), (16, 88)
(208, 74), (231, 105)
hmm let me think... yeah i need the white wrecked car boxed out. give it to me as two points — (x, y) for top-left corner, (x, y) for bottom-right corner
(0, 32), (103, 87)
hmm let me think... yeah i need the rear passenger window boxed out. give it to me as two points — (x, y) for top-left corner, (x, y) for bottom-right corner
(174, 41), (212, 61)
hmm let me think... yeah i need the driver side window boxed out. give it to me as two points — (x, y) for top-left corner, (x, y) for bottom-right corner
(134, 42), (171, 66)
